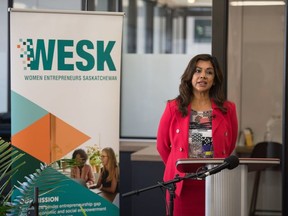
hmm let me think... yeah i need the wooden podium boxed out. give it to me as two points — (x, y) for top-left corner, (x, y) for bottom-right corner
(176, 158), (280, 216)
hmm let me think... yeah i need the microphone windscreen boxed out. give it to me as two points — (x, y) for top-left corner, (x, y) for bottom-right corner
(224, 155), (239, 170)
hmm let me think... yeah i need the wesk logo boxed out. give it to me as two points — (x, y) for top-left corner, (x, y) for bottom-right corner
(17, 38), (116, 72)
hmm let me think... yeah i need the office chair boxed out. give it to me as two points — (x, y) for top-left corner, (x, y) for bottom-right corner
(249, 141), (282, 216)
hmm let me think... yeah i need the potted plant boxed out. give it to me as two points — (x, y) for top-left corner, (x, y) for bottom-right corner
(86, 145), (102, 173)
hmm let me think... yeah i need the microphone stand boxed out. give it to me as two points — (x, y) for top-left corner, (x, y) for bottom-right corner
(122, 170), (206, 216)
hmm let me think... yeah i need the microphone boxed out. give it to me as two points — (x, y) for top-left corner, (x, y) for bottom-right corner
(199, 155), (239, 178)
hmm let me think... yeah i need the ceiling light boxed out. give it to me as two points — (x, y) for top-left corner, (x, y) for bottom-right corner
(188, 0), (196, 4)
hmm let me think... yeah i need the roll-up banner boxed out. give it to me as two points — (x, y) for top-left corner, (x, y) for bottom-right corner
(10, 9), (123, 215)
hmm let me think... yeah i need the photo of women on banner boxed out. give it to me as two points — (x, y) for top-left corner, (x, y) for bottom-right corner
(54, 144), (120, 204)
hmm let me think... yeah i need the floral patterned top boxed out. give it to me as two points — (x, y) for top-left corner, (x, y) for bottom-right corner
(189, 109), (213, 158)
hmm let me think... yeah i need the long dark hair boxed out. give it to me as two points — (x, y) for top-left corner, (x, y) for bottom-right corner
(176, 54), (226, 116)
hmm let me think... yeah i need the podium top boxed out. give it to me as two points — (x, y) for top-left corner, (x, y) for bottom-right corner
(176, 157), (280, 173)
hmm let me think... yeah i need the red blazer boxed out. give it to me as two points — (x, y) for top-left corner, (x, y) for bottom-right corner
(156, 99), (238, 195)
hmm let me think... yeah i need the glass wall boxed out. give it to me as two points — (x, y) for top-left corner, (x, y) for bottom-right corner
(228, 1), (284, 214)
(0, 1), (9, 113)
(13, 0), (82, 10)
(121, 0), (213, 138)
(122, 0), (212, 54)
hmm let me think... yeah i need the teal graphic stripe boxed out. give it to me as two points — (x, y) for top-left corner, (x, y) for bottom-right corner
(11, 91), (49, 135)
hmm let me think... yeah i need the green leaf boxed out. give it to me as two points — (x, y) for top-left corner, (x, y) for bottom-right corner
(0, 138), (25, 214)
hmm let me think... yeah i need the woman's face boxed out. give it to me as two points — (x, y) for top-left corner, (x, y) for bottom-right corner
(100, 151), (109, 166)
(191, 60), (215, 94)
